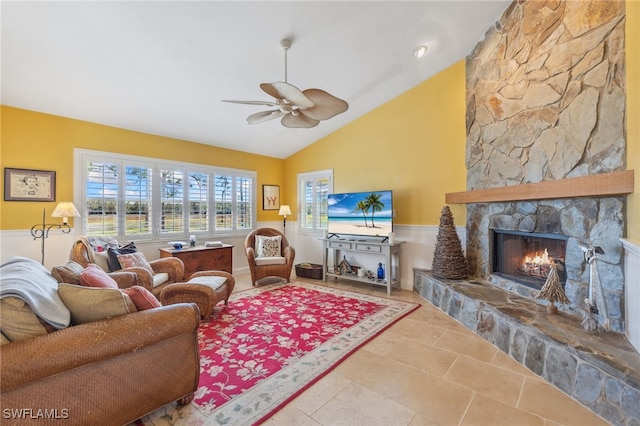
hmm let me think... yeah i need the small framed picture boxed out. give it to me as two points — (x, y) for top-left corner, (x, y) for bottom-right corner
(4, 168), (56, 202)
(262, 184), (280, 210)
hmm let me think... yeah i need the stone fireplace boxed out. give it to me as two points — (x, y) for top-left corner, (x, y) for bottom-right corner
(460, 0), (628, 332)
(413, 2), (639, 424)
(467, 198), (625, 331)
(492, 229), (568, 291)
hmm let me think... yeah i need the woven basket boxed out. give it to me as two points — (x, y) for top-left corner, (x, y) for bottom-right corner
(295, 263), (323, 280)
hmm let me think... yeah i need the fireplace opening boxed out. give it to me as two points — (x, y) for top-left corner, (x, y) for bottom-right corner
(491, 229), (568, 290)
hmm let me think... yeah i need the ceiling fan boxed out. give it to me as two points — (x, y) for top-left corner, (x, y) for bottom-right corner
(222, 39), (348, 129)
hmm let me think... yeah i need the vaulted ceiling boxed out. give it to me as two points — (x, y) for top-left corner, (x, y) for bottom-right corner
(1, 1), (510, 158)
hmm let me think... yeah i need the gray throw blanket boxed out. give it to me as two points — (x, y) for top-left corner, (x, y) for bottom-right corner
(0, 256), (70, 329)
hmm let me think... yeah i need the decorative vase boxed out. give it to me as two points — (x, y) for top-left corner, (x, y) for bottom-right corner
(377, 263), (384, 280)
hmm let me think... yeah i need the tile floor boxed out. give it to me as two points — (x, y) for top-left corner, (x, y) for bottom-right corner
(233, 274), (609, 426)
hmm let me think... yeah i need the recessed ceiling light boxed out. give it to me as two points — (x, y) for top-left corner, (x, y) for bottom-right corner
(413, 45), (429, 59)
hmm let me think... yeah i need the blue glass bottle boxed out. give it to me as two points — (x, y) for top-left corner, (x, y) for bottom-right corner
(377, 263), (384, 280)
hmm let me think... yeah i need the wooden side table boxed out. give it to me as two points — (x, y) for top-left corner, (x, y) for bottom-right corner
(159, 244), (233, 281)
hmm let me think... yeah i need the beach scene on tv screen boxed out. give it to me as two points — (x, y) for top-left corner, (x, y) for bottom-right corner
(328, 191), (392, 237)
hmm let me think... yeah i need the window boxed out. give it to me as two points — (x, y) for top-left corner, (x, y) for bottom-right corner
(85, 162), (119, 236)
(160, 169), (184, 234)
(76, 149), (256, 240)
(298, 169), (332, 233)
(124, 165), (153, 235)
(188, 172), (209, 232)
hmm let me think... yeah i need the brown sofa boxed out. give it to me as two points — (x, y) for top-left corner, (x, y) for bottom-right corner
(0, 303), (201, 425)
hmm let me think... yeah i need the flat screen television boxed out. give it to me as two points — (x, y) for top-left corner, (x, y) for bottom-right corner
(327, 190), (393, 238)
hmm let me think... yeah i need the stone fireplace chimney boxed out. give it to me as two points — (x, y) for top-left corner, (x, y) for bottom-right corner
(462, 0), (628, 331)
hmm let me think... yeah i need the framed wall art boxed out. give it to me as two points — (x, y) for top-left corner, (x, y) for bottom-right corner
(4, 168), (56, 202)
(262, 184), (280, 210)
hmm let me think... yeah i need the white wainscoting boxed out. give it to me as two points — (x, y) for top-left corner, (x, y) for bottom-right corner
(1, 229), (251, 274)
(287, 223), (466, 291)
(621, 238), (640, 352)
(0, 229), (80, 269)
(0, 222), (466, 293)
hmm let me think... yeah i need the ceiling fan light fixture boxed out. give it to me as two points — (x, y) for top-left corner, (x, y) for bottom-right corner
(413, 45), (429, 59)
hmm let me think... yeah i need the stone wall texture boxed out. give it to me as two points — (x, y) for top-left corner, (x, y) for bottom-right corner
(465, 0), (627, 331)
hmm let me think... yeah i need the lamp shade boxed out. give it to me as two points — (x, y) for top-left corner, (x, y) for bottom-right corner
(278, 205), (292, 216)
(51, 202), (80, 224)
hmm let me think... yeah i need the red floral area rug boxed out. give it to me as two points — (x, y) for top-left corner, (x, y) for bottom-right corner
(138, 281), (419, 426)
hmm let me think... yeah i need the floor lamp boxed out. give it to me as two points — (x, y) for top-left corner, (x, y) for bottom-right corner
(31, 201), (80, 265)
(278, 205), (292, 235)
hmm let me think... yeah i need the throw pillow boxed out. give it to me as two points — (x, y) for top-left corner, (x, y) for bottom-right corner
(51, 261), (84, 285)
(256, 235), (281, 258)
(117, 251), (153, 273)
(107, 242), (137, 271)
(121, 286), (161, 311)
(57, 283), (136, 325)
(93, 251), (111, 272)
(79, 264), (119, 289)
(0, 297), (50, 343)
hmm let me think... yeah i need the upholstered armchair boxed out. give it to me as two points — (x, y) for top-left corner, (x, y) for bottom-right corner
(70, 237), (184, 297)
(244, 228), (295, 285)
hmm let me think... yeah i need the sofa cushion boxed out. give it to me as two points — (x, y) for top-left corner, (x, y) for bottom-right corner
(79, 264), (119, 289)
(107, 242), (137, 271)
(256, 235), (281, 258)
(57, 283), (136, 325)
(51, 261), (84, 285)
(117, 252), (153, 273)
(188, 275), (228, 291)
(153, 272), (170, 288)
(0, 297), (50, 343)
(254, 256), (287, 266)
(122, 286), (161, 311)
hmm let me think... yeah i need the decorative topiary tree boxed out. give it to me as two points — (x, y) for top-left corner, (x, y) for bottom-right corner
(536, 263), (570, 314)
(432, 206), (469, 279)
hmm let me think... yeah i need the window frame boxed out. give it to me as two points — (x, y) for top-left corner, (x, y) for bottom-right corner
(297, 169), (333, 235)
(75, 149), (257, 241)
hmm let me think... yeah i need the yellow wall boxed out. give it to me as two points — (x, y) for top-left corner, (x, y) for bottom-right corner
(284, 60), (468, 226)
(2, 0), (637, 235)
(627, 0), (640, 242)
(0, 106), (284, 230)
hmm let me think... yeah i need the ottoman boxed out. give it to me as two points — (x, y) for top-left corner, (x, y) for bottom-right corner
(160, 271), (235, 320)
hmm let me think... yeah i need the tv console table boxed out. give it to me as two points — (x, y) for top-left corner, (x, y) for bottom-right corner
(321, 238), (405, 295)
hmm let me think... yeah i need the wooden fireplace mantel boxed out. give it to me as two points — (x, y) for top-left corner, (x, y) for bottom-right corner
(445, 170), (635, 204)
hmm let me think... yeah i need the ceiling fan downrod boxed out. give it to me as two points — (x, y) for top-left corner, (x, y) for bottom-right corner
(280, 38), (291, 83)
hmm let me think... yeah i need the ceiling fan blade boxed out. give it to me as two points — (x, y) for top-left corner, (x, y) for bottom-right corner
(281, 113), (320, 128)
(222, 99), (277, 107)
(247, 110), (285, 124)
(261, 82), (314, 108)
(301, 88), (349, 120)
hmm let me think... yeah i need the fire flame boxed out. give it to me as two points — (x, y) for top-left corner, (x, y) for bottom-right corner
(524, 248), (551, 267)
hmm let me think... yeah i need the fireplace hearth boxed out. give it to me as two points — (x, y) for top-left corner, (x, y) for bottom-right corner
(413, 269), (640, 426)
(492, 229), (568, 291)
